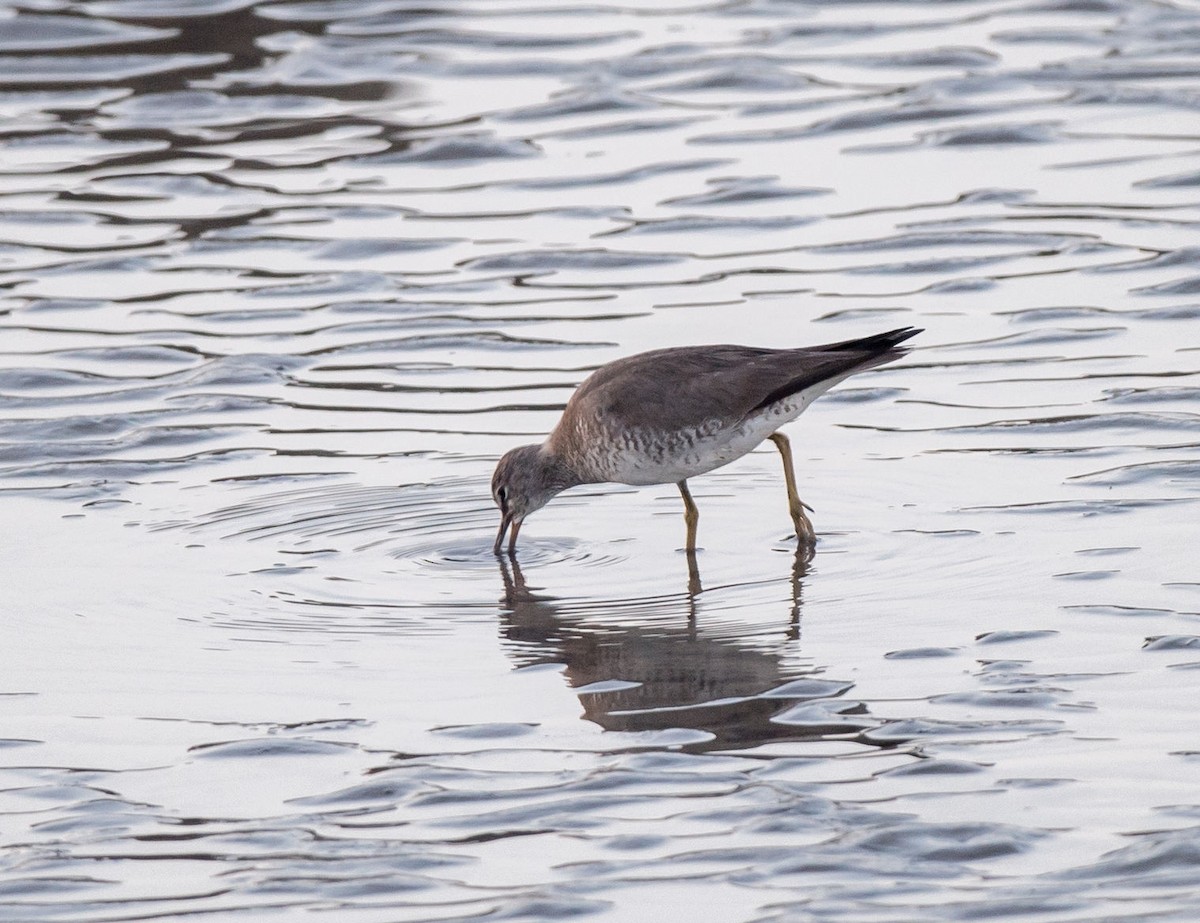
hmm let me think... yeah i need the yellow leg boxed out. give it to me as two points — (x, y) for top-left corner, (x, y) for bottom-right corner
(677, 479), (699, 553)
(769, 432), (816, 544)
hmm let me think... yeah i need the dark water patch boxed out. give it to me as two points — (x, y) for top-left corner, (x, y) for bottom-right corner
(0, 368), (126, 396)
(879, 758), (987, 777)
(866, 718), (1065, 744)
(329, 22), (637, 51)
(507, 158), (734, 190)
(420, 791), (645, 829)
(646, 61), (815, 95)
(98, 89), (343, 133)
(1075, 546), (1139, 556)
(287, 777), (431, 807)
(1070, 459), (1200, 489)
(885, 647), (961, 660)
(247, 872), (440, 898)
(939, 411), (1200, 436)
(999, 777), (1074, 790)
(1064, 605), (1181, 618)
(17, 298), (113, 315)
(924, 277), (997, 293)
(963, 498), (1196, 516)
(600, 214), (812, 238)
(931, 689), (1066, 709)
(0, 738), (41, 748)
(813, 307), (913, 322)
(810, 229), (1082, 254)
(0, 209), (177, 251)
(992, 20), (1115, 49)
(0, 13), (174, 52)
(188, 737), (357, 758)
(369, 135), (542, 165)
(0, 53), (230, 86)
(801, 819), (1044, 865)
(1027, 58), (1200, 85)
(4, 783), (123, 804)
(428, 722), (535, 740)
(661, 175), (830, 207)
(1091, 246), (1200, 273)
(925, 122), (1061, 147)
(976, 630), (1059, 644)
(532, 115), (705, 141)
(199, 233), (462, 262)
(696, 103), (987, 144)
(820, 386), (910, 404)
(300, 331), (604, 358)
(256, 1), (439, 24)
(770, 699), (875, 732)
(1102, 385), (1200, 405)
(940, 327), (1124, 349)
(70, 171), (288, 214)
(841, 253), (1016, 275)
(1052, 569), (1118, 581)
(976, 659), (1029, 675)
(86, 0), (264, 16)
(997, 304), (1126, 323)
(1134, 276), (1200, 296)
(1143, 635), (1200, 651)
(499, 88), (654, 122)
(760, 678), (855, 700)
(803, 46), (1000, 71)
(0, 876), (110, 897)
(1006, 304), (1200, 323)
(463, 248), (684, 272)
(1137, 169), (1200, 188)
(1054, 825), (1200, 886)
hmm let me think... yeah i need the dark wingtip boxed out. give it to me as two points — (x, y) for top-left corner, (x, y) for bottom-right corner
(840, 326), (923, 353)
(752, 327), (923, 413)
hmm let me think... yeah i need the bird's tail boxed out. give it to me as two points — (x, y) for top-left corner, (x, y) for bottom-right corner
(817, 326), (922, 356)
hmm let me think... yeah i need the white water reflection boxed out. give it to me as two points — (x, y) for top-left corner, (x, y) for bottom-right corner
(2, 0), (1200, 920)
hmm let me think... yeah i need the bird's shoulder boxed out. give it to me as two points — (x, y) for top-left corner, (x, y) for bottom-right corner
(566, 344), (791, 431)
(575, 345), (774, 394)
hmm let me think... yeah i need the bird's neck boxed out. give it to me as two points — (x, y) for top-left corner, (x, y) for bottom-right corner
(538, 442), (587, 491)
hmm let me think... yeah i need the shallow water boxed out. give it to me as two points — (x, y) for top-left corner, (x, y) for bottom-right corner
(2, 0), (1200, 919)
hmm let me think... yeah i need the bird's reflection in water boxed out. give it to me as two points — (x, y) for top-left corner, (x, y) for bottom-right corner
(498, 549), (829, 751)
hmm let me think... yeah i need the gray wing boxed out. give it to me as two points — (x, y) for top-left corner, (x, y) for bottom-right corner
(565, 328), (917, 434)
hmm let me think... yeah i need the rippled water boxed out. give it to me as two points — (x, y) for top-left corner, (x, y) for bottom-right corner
(3, 0), (1200, 919)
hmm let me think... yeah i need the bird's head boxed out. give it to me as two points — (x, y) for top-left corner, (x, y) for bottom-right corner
(491, 444), (575, 554)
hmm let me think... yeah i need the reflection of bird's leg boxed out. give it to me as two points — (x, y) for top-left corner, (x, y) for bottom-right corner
(677, 479), (699, 552)
(498, 553), (537, 608)
(787, 544), (812, 641)
(498, 553), (520, 607)
(768, 432), (816, 544)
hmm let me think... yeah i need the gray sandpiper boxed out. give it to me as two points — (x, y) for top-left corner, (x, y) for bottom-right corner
(491, 327), (920, 555)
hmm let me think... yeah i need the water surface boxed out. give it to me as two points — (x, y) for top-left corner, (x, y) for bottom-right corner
(2, 1), (1200, 920)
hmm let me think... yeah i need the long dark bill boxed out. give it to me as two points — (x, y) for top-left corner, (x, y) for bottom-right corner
(492, 514), (522, 555)
(493, 513), (511, 555)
